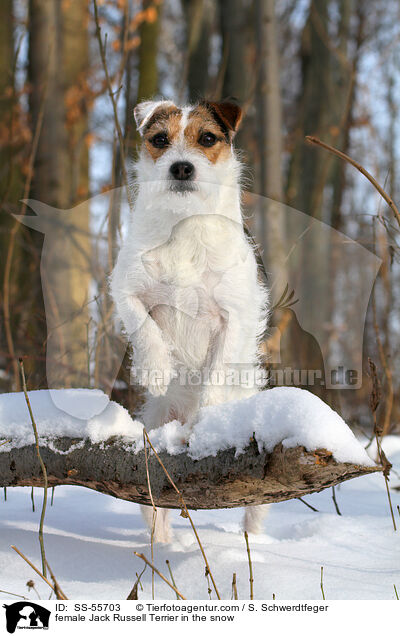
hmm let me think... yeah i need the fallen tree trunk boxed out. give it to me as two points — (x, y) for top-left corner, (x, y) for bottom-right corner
(0, 437), (381, 509)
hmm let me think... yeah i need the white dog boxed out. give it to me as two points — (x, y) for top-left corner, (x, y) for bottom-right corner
(111, 99), (269, 542)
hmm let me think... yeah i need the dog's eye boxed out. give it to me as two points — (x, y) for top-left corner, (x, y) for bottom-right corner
(151, 133), (169, 148)
(198, 132), (217, 147)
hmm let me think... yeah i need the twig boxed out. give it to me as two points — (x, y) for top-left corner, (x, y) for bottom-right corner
(375, 433), (396, 531)
(19, 359), (49, 576)
(143, 430), (157, 599)
(31, 487), (35, 513)
(297, 497), (319, 512)
(320, 566), (326, 600)
(231, 573), (238, 600)
(0, 589), (28, 600)
(133, 552), (186, 600)
(368, 358), (397, 531)
(127, 564), (147, 600)
(142, 428), (221, 600)
(331, 486), (342, 516)
(305, 136), (400, 229)
(166, 560), (179, 601)
(46, 560), (68, 600)
(86, 318), (92, 388)
(205, 566), (212, 600)
(244, 531), (254, 600)
(0, 440), (10, 447)
(11, 546), (59, 597)
(370, 225), (394, 438)
(93, 0), (134, 212)
(3, 487), (7, 501)
(394, 584), (399, 600)
(270, 283), (299, 311)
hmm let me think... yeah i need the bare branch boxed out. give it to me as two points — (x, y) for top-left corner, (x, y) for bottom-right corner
(133, 552), (186, 600)
(305, 135), (400, 228)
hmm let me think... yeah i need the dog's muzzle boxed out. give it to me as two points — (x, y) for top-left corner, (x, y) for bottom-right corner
(169, 161), (195, 192)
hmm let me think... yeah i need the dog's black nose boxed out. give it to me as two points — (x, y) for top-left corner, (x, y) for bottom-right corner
(169, 161), (194, 181)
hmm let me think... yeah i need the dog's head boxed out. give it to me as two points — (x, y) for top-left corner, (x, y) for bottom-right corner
(133, 100), (242, 198)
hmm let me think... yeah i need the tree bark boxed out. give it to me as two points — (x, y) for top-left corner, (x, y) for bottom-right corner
(28, 0), (91, 389)
(283, 0), (354, 403)
(0, 438), (380, 509)
(255, 0), (287, 294)
(218, 0), (256, 157)
(60, 0), (91, 388)
(182, 0), (215, 101)
(131, 0), (161, 152)
(0, 0), (24, 392)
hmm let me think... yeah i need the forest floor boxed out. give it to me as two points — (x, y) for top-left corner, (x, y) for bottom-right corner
(0, 437), (399, 601)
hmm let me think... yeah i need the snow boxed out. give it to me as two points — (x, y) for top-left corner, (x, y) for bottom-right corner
(0, 389), (142, 451)
(0, 455), (398, 600)
(0, 388), (398, 600)
(0, 389), (400, 601)
(0, 387), (373, 466)
(145, 387), (373, 465)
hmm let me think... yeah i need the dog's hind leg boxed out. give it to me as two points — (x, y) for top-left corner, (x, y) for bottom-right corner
(242, 504), (269, 534)
(141, 505), (172, 543)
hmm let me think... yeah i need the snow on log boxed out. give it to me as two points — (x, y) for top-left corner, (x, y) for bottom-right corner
(0, 437), (381, 508)
(0, 386), (381, 508)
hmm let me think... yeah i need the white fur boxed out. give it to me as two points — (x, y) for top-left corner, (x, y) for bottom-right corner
(110, 101), (269, 541)
(140, 506), (172, 544)
(243, 505), (269, 535)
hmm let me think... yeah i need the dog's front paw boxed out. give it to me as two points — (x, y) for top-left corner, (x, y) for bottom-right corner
(131, 350), (174, 396)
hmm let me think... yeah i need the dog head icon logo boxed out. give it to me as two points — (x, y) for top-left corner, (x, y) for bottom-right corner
(3, 602), (50, 633)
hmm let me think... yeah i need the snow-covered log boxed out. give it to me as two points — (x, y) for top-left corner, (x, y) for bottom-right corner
(0, 437), (381, 509)
(0, 387), (381, 508)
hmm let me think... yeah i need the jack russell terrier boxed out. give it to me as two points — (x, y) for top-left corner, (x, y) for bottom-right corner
(111, 99), (269, 542)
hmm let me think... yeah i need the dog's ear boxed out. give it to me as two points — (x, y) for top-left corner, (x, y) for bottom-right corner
(133, 100), (175, 135)
(206, 101), (243, 135)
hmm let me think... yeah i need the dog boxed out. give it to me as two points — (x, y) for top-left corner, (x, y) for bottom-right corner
(111, 99), (269, 542)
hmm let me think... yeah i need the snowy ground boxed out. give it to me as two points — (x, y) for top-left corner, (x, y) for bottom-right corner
(1, 437), (399, 601)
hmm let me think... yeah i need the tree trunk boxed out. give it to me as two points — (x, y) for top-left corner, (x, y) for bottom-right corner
(25, 0), (66, 387)
(182, 0), (215, 101)
(28, 0), (91, 389)
(131, 0), (161, 151)
(60, 0), (91, 387)
(255, 0), (287, 295)
(0, 437), (380, 509)
(29, 0), (68, 209)
(218, 0), (256, 158)
(0, 0), (24, 391)
(283, 0), (354, 402)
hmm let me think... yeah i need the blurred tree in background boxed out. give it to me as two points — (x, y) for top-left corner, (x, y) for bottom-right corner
(0, 0), (399, 436)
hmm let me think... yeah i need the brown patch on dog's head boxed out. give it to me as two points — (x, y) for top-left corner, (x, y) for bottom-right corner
(185, 101), (242, 163)
(141, 104), (183, 161)
(134, 99), (242, 164)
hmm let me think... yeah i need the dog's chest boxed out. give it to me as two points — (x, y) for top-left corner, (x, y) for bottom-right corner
(138, 218), (247, 359)
(140, 239), (225, 323)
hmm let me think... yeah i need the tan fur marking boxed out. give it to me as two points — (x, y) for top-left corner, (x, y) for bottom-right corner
(143, 106), (182, 161)
(185, 105), (231, 163)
